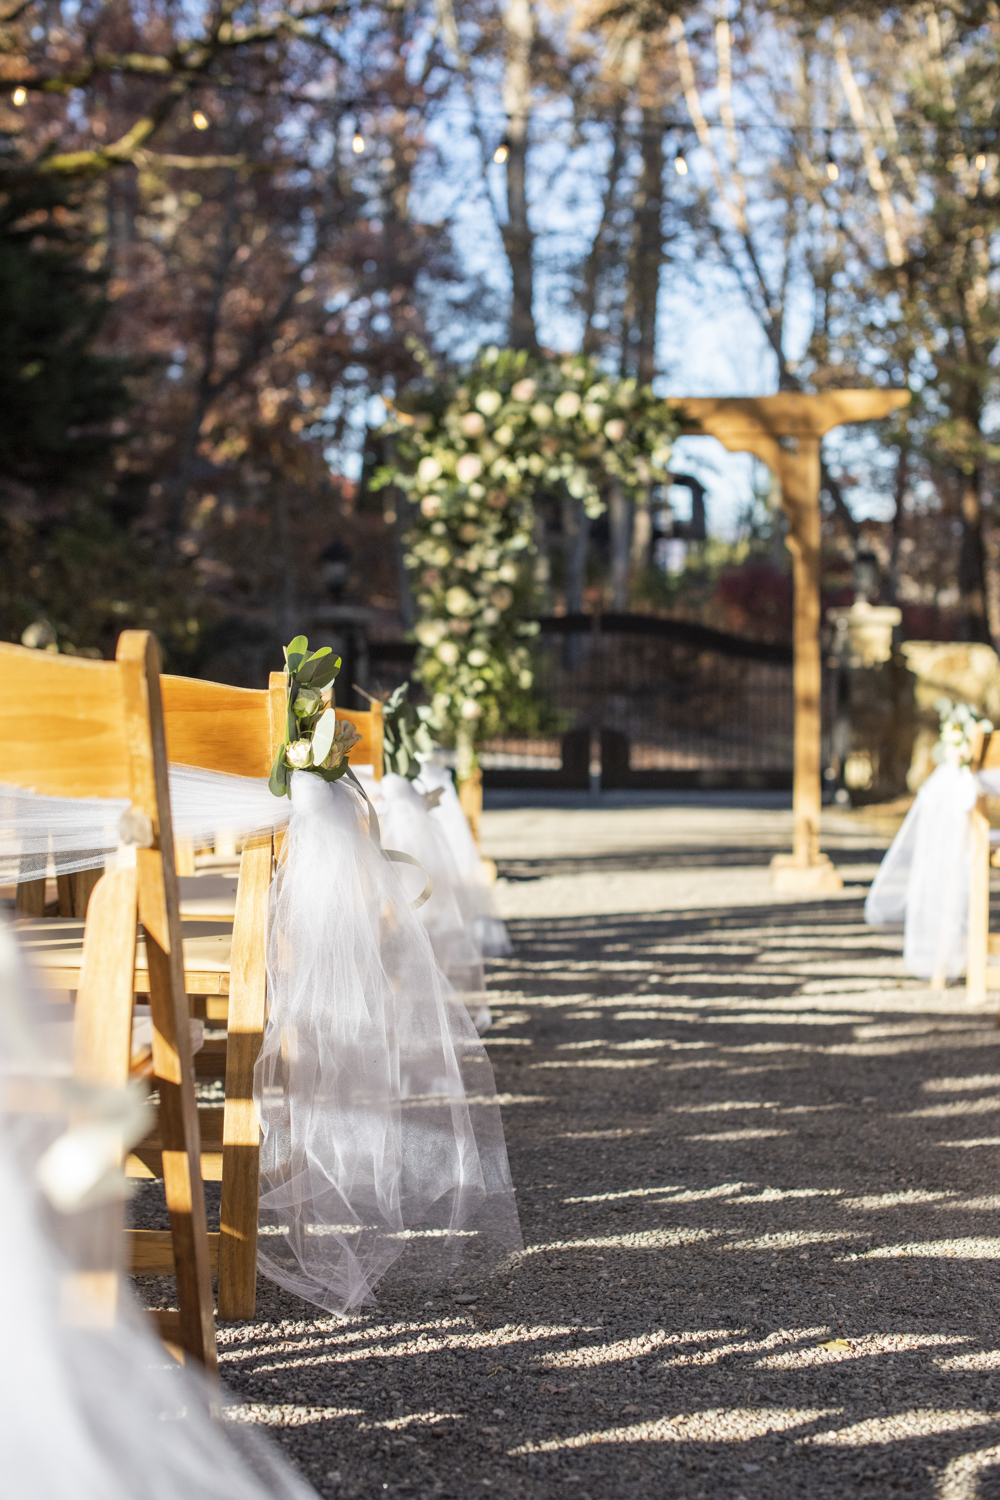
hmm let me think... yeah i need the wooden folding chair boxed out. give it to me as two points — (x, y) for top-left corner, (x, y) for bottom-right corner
(0, 632), (217, 1369)
(143, 675), (381, 1317)
(967, 724), (1000, 1004)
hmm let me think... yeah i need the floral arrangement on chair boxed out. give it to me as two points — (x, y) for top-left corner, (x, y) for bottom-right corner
(934, 697), (994, 770)
(268, 635), (362, 798)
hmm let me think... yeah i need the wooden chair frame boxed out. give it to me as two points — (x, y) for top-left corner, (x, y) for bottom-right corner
(967, 723), (1000, 1005)
(146, 677), (383, 1318)
(0, 632), (217, 1369)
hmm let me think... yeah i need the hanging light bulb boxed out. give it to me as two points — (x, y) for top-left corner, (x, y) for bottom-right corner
(674, 151), (688, 176)
(976, 152), (987, 171)
(352, 131), (365, 154)
(12, 87), (26, 106)
(493, 141), (509, 164)
(826, 155), (839, 182)
(192, 110), (209, 130)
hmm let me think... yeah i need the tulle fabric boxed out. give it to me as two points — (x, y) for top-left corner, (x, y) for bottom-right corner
(0, 921), (317, 1500)
(414, 762), (513, 960)
(864, 762), (1000, 981)
(355, 767), (489, 998)
(0, 765), (522, 1313)
(255, 772), (520, 1313)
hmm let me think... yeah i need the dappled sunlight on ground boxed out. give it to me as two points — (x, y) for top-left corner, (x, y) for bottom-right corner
(205, 803), (1000, 1499)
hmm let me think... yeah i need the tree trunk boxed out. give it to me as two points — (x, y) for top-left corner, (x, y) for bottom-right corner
(625, 105), (665, 382)
(958, 468), (993, 644)
(501, 0), (538, 351)
(562, 492), (589, 615)
(608, 481), (631, 611)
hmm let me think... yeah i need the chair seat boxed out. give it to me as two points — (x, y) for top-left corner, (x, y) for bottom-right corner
(16, 916), (234, 995)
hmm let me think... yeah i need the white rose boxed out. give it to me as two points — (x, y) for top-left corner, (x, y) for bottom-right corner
(498, 562), (518, 583)
(530, 402), (552, 427)
(286, 739), (313, 769)
(475, 390), (503, 417)
(582, 403), (603, 424)
(481, 606), (500, 625)
(437, 641), (459, 666)
(456, 454), (483, 483)
(554, 390), (581, 419)
(468, 648), (488, 667)
(518, 669), (533, 689)
(292, 688), (323, 718)
(445, 585), (475, 616)
(511, 378), (536, 402)
(494, 424), (514, 447)
(420, 494), (441, 517)
(417, 456), (442, 482)
(415, 619), (446, 647)
(460, 699), (483, 720)
(461, 411), (486, 436)
(604, 418), (627, 441)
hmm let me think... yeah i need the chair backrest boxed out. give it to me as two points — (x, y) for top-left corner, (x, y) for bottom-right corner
(161, 671), (382, 781)
(971, 723), (1000, 774)
(336, 703), (384, 781)
(0, 642), (133, 799)
(160, 676), (285, 776)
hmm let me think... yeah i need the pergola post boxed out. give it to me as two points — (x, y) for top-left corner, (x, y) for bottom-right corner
(666, 390), (910, 893)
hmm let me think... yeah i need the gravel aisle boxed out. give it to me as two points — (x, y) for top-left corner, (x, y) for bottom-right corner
(202, 802), (1000, 1500)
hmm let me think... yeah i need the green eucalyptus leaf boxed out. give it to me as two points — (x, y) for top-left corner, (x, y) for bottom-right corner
(311, 707), (338, 766)
(286, 634), (309, 673)
(268, 746), (290, 798)
(308, 654), (342, 690)
(297, 647), (333, 684)
(316, 758), (351, 782)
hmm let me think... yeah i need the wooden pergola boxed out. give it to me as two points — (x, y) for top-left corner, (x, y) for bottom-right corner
(667, 390), (910, 893)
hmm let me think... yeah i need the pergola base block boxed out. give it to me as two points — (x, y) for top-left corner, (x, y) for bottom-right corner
(770, 852), (844, 895)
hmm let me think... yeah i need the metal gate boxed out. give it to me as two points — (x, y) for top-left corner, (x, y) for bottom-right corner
(484, 614), (794, 790)
(372, 615), (795, 791)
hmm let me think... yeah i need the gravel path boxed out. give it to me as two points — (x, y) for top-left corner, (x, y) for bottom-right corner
(184, 799), (1000, 1499)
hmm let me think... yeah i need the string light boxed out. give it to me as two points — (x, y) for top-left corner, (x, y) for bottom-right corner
(352, 131), (365, 153)
(12, 87), (26, 106)
(674, 151), (688, 175)
(192, 110), (209, 130)
(826, 155), (839, 181)
(493, 141), (509, 164)
(976, 152), (987, 170)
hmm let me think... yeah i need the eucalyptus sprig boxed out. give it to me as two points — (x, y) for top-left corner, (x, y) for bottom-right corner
(381, 683), (434, 780)
(268, 635), (362, 798)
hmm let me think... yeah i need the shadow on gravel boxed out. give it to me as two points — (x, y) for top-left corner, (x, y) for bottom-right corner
(194, 893), (1000, 1500)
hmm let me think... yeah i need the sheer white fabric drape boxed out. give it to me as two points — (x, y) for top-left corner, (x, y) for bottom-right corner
(0, 921), (318, 1500)
(0, 765), (522, 1313)
(865, 762), (1000, 980)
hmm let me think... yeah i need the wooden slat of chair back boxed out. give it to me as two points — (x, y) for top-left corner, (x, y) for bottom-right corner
(152, 668), (286, 1320)
(160, 675), (285, 778)
(0, 642), (131, 798)
(971, 722), (1000, 773)
(337, 703), (384, 780)
(0, 633), (217, 1369)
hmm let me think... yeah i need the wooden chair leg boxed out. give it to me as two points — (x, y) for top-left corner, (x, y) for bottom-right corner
(968, 800), (991, 1006)
(217, 834), (271, 1321)
(118, 630), (217, 1372)
(16, 876), (46, 916)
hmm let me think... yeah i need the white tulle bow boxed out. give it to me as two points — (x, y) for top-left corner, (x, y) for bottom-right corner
(865, 762), (1000, 981)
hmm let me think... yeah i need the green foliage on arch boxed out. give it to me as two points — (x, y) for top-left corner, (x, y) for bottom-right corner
(375, 345), (677, 766)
